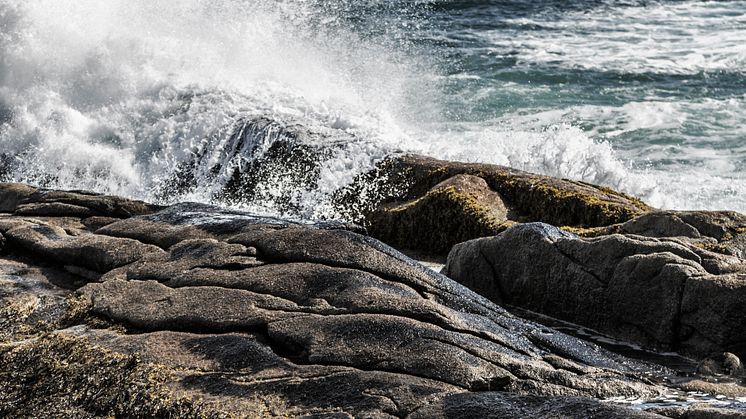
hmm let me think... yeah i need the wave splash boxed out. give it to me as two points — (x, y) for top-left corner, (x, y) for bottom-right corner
(0, 0), (741, 219)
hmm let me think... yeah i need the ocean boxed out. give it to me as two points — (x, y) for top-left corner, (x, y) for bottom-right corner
(0, 0), (744, 219)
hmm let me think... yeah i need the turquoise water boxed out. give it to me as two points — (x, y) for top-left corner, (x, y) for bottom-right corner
(0, 0), (744, 216)
(425, 0), (746, 211)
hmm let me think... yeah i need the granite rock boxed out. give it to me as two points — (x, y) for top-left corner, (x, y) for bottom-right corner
(443, 223), (746, 359)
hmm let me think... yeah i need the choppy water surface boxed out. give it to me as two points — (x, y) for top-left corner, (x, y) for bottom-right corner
(0, 0), (744, 216)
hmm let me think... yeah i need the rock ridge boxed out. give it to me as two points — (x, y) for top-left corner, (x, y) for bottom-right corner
(0, 181), (676, 418)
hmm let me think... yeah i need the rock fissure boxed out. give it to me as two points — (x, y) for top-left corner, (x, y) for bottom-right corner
(552, 244), (607, 286)
(478, 247), (508, 303)
(7, 181), (746, 417)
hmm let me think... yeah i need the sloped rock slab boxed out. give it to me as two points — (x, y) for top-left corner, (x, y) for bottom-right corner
(89, 207), (662, 394)
(0, 182), (158, 218)
(0, 199), (679, 417)
(586, 210), (746, 259)
(444, 223), (746, 360)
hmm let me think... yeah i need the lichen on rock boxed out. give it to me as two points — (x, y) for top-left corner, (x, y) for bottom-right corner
(0, 333), (214, 418)
(335, 154), (652, 255)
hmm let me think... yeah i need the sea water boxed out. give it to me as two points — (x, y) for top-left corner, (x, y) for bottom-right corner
(0, 0), (744, 218)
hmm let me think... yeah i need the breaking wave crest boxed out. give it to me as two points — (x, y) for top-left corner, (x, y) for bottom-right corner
(0, 0), (743, 219)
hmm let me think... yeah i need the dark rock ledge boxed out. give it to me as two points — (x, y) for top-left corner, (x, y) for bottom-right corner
(0, 181), (695, 418)
(444, 223), (746, 361)
(336, 155), (746, 261)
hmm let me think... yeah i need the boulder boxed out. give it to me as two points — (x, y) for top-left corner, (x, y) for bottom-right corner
(335, 154), (652, 255)
(367, 174), (513, 254)
(443, 223), (746, 359)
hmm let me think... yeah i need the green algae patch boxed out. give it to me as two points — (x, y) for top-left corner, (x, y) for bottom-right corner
(0, 333), (217, 418)
(369, 191), (512, 255)
(558, 225), (616, 237)
(479, 172), (651, 228)
(335, 154), (653, 256)
(368, 174), (514, 254)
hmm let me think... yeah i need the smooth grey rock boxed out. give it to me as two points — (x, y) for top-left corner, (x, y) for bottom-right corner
(444, 223), (746, 359)
(3, 222), (164, 272)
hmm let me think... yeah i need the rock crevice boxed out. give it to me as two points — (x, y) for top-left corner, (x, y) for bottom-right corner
(0, 183), (675, 417)
(444, 223), (746, 360)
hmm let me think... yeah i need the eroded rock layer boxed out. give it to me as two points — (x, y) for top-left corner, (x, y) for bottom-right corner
(0, 182), (674, 418)
(444, 223), (746, 360)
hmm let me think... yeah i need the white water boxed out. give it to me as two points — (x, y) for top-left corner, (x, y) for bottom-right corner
(485, 1), (746, 75)
(0, 0), (424, 203)
(0, 0), (744, 218)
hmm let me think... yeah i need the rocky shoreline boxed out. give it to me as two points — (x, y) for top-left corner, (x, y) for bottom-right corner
(1, 155), (746, 417)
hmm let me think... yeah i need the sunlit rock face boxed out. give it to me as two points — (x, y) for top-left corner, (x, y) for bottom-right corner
(0, 182), (670, 418)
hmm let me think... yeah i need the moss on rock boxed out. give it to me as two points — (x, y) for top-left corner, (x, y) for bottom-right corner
(368, 174), (514, 254)
(0, 333), (216, 418)
(335, 154), (652, 255)
(484, 174), (649, 227)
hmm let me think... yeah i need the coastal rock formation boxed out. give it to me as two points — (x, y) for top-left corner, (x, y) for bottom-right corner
(156, 117), (344, 211)
(443, 223), (746, 359)
(0, 182), (157, 217)
(138, 114), (657, 257)
(336, 154), (652, 254)
(0, 182), (675, 418)
(575, 210), (746, 259)
(364, 174), (513, 254)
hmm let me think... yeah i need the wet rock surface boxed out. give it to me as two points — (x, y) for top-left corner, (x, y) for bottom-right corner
(3, 182), (746, 417)
(365, 173), (514, 255)
(0, 182), (697, 418)
(336, 154), (652, 255)
(578, 210), (746, 259)
(443, 223), (746, 361)
(156, 117), (345, 213)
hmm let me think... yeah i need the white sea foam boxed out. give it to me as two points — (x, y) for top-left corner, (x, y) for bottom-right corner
(0, 0), (744, 218)
(484, 1), (746, 75)
(0, 0), (428, 197)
